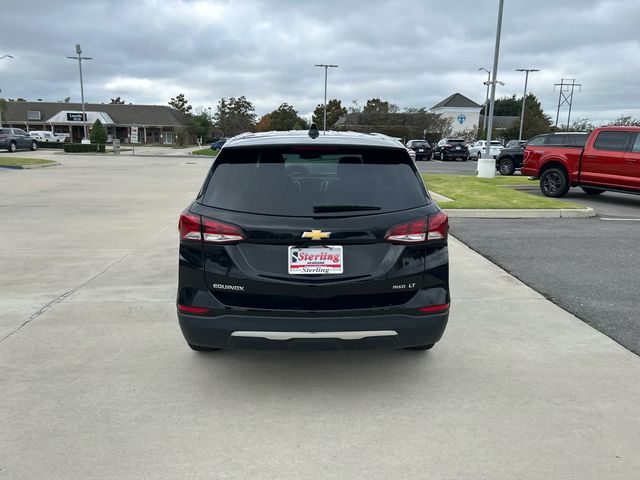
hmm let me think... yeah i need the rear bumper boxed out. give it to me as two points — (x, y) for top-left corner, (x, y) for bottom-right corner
(178, 310), (448, 350)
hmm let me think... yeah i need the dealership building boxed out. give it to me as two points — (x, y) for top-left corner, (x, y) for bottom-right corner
(1, 101), (190, 143)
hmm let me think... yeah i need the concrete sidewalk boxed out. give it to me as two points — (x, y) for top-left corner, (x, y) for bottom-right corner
(1, 155), (639, 479)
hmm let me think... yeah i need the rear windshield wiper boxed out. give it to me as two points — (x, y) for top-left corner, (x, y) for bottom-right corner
(313, 204), (381, 213)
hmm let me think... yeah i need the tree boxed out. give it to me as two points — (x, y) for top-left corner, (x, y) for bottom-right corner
(267, 103), (308, 131)
(497, 93), (551, 141)
(312, 99), (347, 129)
(89, 119), (107, 143)
(169, 93), (193, 115)
(255, 113), (272, 132)
(213, 96), (257, 136)
(480, 95), (521, 116)
(560, 118), (596, 132)
(0, 98), (6, 119)
(608, 115), (640, 127)
(362, 98), (399, 114)
(110, 96), (125, 104)
(187, 112), (213, 142)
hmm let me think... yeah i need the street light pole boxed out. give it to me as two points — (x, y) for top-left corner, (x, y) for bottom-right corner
(0, 54), (15, 128)
(314, 64), (338, 133)
(479, 67), (490, 136)
(67, 44), (92, 141)
(516, 68), (539, 141)
(478, 0), (505, 178)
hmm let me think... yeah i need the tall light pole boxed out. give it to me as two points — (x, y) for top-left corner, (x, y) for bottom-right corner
(314, 64), (338, 133)
(0, 54), (15, 128)
(67, 44), (92, 141)
(478, 0), (505, 178)
(516, 68), (539, 141)
(479, 67), (491, 136)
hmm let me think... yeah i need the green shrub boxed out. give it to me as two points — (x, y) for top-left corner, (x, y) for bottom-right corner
(63, 143), (106, 153)
(90, 119), (108, 143)
(36, 141), (66, 149)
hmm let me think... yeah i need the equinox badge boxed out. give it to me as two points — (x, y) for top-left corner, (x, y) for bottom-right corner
(301, 230), (331, 241)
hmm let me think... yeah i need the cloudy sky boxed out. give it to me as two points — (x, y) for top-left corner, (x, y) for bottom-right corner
(1, 0), (638, 124)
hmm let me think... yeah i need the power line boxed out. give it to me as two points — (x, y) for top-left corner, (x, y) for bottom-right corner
(554, 78), (581, 128)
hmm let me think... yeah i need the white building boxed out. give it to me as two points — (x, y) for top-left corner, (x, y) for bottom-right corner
(430, 93), (482, 135)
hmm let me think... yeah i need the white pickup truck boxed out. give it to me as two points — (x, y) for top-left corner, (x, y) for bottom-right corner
(468, 140), (503, 159)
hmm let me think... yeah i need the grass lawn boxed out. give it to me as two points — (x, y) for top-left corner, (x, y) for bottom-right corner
(192, 148), (219, 157)
(422, 174), (582, 209)
(0, 157), (57, 167)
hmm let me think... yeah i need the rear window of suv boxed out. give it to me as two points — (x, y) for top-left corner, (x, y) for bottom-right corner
(200, 146), (428, 216)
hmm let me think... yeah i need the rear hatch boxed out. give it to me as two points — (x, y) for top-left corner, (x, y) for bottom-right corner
(445, 139), (468, 153)
(190, 145), (446, 310)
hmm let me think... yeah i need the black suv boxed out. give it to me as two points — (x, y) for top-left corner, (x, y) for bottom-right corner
(433, 138), (469, 161)
(177, 128), (450, 351)
(495, 140), (527, 175)
(405, 139), (432, 161)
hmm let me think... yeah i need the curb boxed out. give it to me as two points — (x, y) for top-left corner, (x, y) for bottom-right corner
(443, 207), (596, 218)
(0, 161), (61, 170)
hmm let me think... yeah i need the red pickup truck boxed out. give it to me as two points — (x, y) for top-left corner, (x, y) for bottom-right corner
(521, 126), (640, 197)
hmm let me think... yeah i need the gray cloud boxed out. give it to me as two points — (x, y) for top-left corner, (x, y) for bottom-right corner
(0, 0), (638, 124)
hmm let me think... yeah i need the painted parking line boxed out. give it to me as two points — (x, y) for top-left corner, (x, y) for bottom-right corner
(600, 217), (640, 221)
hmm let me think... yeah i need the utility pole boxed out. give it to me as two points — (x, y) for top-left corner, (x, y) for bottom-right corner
(554, 78), (581, 129)
(0, 54), (15, 128)
(516, 68), (539, 141)
(478, 0), (505, 178)
(479, 67), (491, 136)
(314, 64), (338, 133)
(67, 44), (92, 141)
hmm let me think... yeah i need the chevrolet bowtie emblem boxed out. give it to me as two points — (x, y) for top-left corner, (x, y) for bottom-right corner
(301, 230), (331, 241)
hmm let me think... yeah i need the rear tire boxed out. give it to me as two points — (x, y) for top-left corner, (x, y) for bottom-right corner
(581, 187), (604, 195)
(9, 142), (17, 152)
(31, 141), (37, 151)
(498, 157), (515, 175)
(540, 167), (570, 197)
(188, 343), (220, 352)
(405, 344), (434, 351)
(477, 150), (481, 159)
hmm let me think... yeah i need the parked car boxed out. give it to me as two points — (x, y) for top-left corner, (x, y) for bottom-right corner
(210, 138), (227, 150)
(28, 131), (63, 142)
(495, 140), (527, 175)
(177, 129), (450, 351)
(433, 138), (469, 161)
(405, 139), (432, 161)
(521, 127), (639, 197)
(468, 140), (503, 159)
(0, 127), (38, 152)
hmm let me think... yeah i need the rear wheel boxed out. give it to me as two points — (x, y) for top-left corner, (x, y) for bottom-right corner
(477, 150), (481, 159)
(9, 142), (17, 152)
(188, 343), (220, 352)
(405, 344), (434, 351)
(31, 141), (37, 151)
(540, 167), (569, 197)
(498, 157), (515, 175)
(581, 187), (604, 195)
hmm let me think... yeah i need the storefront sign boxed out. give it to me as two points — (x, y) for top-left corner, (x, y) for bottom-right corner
(131, 126), (139, 143)
(66, 112), (87, 122)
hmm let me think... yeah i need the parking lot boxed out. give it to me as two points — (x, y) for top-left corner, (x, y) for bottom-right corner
(2, 155), (640, 479)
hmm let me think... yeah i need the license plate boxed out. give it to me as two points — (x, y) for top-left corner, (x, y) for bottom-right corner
(288, 246), (343, 274)
(455, 146), (461, 150)
(418, 148), (424, 152)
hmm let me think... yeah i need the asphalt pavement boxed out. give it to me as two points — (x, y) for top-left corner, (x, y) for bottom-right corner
(1, 154), (639, 479)
(450, 217), (640, 355)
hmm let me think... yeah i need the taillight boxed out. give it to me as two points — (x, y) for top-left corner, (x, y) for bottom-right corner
(179, 212), (202, 241)
(202, 218), (244, 243)
(178, 212), (245, 243)
(427, 211), (448, 241)
(444, 144), (452, 148)
(385, 218), (427, 243)
(384, 212), (448, 244)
